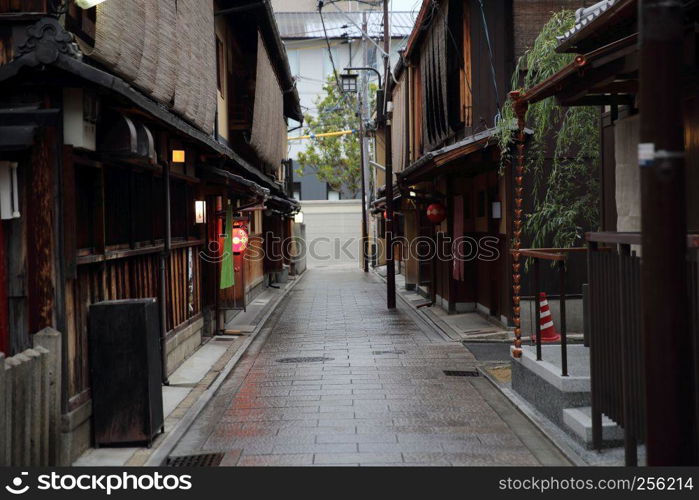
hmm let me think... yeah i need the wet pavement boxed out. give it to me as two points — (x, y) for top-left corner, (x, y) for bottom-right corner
(173, 268), (569, 466)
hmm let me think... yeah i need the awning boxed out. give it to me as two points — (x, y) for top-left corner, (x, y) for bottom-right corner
(515, 33), (638, 107)
(202, 166), (270, 197)
(266, 195), (300, 215)
(398, 127), (520, 184)
(0, 125), (37, 151)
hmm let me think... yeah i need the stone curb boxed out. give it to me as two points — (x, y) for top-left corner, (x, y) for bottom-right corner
(143, 272), (308, 466)
(478, 366), (586, 466)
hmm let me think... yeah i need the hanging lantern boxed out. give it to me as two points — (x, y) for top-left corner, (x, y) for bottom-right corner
(340, 71), (358, 93)
(194, 200), (206, 224)
(426, 203), (446, 224)
(231, 228), (249, 253)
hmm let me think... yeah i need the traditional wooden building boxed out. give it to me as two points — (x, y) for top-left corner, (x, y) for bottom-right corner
(508, 0), (699, 465)
(0, 0), (301, 464)
(374, 0), (587, 324)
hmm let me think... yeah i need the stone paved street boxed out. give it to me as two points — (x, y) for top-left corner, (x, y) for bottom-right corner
(173, 268), (569, 466)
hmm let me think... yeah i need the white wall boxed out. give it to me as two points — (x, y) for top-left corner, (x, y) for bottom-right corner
(301, 199), (362, 267)
(285, 37), (404, 161)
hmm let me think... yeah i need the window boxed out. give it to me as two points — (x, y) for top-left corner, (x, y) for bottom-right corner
(104, 167), (131, 247)
(286, 48), (300, 77)
(75, 165), (100, 251)
(216, 36), (225, 93)
(170, 180), (188, 240)
(368, 46), (377, 70)
(132, 172), (154, 244)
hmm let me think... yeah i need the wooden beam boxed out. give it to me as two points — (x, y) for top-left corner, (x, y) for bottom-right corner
(559, 94), (636, 107)
(0, 217), (9, 354)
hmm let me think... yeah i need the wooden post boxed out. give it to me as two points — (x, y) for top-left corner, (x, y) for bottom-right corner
(0, 219), (8, 355)
(384, 0), (396, 309)
(639, 0), (696, 465)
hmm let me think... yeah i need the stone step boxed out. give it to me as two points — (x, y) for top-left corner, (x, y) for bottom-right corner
(510, 344), (591, 429)
(562, 406), (624, 448)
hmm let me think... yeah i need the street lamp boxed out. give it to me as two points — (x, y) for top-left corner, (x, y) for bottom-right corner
(342, 66), (383, 274)
(340, 72), (358, 93)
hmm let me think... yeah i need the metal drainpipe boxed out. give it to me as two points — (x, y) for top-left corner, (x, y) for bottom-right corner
(159, 160), (171, 385)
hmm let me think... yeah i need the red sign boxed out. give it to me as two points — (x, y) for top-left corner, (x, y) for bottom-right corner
(231, 228), (249, 253)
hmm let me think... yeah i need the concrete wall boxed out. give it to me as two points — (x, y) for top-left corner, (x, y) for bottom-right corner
(301, 199), (362, 268)
(2, 328), (61, 466)
(520, 297), (584, 335)
(165, 317), (205, 376)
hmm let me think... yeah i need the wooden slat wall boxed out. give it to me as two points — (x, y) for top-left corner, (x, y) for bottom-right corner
(246, 235), (265, 289)
(0, 0), (46, 13)
(68, 245), (201, 397)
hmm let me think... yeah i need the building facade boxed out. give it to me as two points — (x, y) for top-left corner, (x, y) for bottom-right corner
(376, 0), (588, 322)
(273, 3), (412, 200)
(0, 0), (301, 465)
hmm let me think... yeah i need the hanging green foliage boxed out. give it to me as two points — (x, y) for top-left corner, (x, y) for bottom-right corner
(496, 11), (600, 249)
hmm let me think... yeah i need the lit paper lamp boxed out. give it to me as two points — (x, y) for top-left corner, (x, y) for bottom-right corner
(231, 228), (249, 253)
(171, 149), (185, 163)
(194, 200), (206, 224)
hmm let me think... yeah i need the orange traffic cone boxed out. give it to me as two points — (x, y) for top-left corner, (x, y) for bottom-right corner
(533, 292), (561, 343)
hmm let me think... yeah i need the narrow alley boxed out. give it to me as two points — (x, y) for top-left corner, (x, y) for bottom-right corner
(172, 268), (568, 466)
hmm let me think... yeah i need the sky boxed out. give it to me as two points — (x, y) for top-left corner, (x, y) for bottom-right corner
(391, 0), (423, 12)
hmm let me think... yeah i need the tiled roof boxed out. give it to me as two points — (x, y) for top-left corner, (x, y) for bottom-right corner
(274, 11), (416, 39)
(556, 0), (620, 47)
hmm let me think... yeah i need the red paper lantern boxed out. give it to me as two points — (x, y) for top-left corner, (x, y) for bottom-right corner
(231, 228), (249, 253)
(426, 203), (446, 224)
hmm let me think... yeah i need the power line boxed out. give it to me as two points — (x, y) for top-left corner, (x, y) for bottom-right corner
(477, 0), (501, 123)
(318, 2), (343, 94)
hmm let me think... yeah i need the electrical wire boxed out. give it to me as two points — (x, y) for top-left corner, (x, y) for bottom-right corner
(477, 0), (501, 124)
(318, 2), (343, 94)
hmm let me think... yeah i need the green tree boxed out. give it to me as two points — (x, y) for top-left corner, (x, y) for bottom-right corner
(497, 11), (600, 249)
(296, 76), (362, 197)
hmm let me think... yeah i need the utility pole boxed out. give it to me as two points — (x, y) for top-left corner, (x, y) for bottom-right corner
(639, 0), (697, 465)
(359, 12), (369, 273)
(383, 0), (395, 308)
